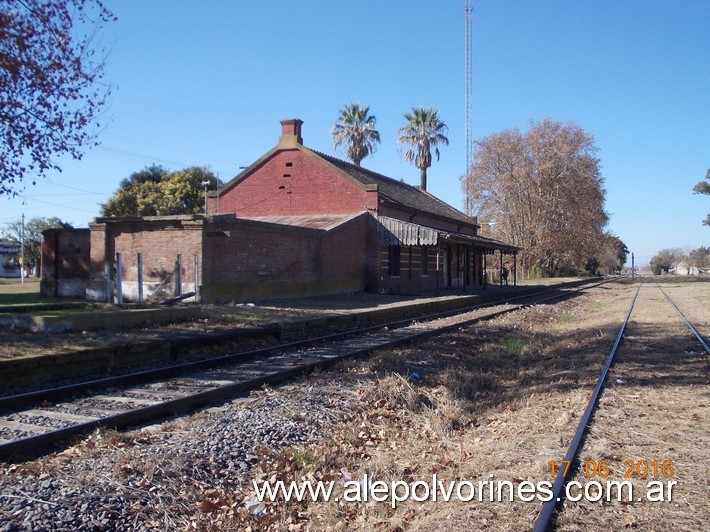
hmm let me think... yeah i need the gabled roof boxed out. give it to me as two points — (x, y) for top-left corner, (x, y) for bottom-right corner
(312, 150), (476, 226)
(212, 119), (476, 228)
(213, 150), (476, 228)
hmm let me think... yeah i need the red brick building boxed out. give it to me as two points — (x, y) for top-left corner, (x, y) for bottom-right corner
(41, 119), (518, 303)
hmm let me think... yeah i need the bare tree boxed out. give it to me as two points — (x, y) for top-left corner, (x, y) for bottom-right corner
(650, 248), (685, 275)
(0, 0), (115, 196)
(462, 119), (608, 277)
(688, 246), (710, 271)
(596, 233), (628, 274)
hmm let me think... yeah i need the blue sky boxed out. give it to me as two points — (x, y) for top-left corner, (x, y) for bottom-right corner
(2, 0), (708, 266)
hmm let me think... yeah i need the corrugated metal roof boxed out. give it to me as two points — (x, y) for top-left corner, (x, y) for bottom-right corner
(240, 213), (360, 231)
(439, 231), (521, 252)
(377, 216), (520, 252)
(377, 216), (439, 246)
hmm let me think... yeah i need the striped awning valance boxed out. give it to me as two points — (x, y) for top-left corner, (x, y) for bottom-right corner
(377, 216), (439, 246)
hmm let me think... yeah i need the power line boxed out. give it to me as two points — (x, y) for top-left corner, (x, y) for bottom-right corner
(17, 195), (99, 214)
(38, 180), (103, 195)
(22, 193), (101, 198)
(97, 145), (194, 167)
(96, 145), (232, 177)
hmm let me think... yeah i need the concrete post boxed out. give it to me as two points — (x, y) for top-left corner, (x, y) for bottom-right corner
(194, 254), (199, 302)
(116, 252), (123, 305)
(175, 254), (182, 296)
(105, 259), (111, 303)
(137, 253), (144, 305)
(500, 251), (504, 288)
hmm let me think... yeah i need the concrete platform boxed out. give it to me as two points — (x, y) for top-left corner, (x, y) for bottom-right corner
(0, 280), (592, 390)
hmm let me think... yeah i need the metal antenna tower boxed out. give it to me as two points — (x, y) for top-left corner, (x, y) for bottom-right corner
(464, 0), (473, 214)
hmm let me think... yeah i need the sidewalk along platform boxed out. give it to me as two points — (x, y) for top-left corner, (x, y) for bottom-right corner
(0, 306), (204, 333)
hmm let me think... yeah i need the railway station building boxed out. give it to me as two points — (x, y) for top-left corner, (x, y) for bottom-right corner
(41, 119), (519, 303)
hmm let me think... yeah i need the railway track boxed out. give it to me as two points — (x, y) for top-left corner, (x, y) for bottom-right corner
(0, 280), (609, 461)
(534, 280), (710, 531)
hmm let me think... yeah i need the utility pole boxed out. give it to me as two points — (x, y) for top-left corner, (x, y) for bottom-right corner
(202, 180), (210, 216)
(464, 0), (473, 214)
(20, 213), (25, 284)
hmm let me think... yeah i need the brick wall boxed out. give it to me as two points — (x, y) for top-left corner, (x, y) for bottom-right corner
(202, 213), (370, 303)
(40, 229), (91, 297)
(377, 243), (442, 294)
(114, 218), (203, 301)
(86, 217), (204, 303)
(52, 213), (371, 304)
(212, 150), (378, 217)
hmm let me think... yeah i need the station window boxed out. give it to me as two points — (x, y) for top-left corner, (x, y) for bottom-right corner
(388, 245), (401, 276)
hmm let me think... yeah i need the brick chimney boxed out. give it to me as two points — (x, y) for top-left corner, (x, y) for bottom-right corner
(279, 118), (303, 147)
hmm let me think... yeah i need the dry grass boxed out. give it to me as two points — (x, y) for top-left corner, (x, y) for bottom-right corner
(4, 279), (707, 530)
(222, 280), (710, 530)
(556, 284), (710, 531)
(218, 283), (642, 530)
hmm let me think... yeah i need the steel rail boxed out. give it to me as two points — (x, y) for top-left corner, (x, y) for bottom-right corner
(655, 284), (710, 355)
(0, 279), (610, 460)
(533, 282), (642, 532)
(0, 279), (606, 413)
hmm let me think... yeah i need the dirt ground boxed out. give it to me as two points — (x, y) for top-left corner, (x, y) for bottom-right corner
(1, 277), (708, 530)
(228, 277), (709, 530)
(557, 281), (710, 531)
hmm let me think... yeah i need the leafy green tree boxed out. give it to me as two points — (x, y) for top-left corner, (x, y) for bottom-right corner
(100, 166), (221, 216)
(1, 217), (72, 275)
(100, 165), (168, 216)
(331, 103), (380, 166)
(0, 0), (115, 196)
(397, 107), (449, 190)
(692, 168), (710, 226)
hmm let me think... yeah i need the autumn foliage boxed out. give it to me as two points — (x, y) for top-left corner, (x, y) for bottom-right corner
(462, 119), (609, 277)
(0, 0), (115, 195)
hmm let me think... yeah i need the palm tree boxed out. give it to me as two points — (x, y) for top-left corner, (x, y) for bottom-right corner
(397, 107), (449, 190)
(331, 103), (380, 166)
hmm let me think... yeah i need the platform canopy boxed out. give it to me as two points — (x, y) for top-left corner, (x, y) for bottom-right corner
(376, 216), (520, 253)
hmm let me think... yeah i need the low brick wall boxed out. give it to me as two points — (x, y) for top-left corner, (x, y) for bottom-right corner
(0, 340), (173, 388)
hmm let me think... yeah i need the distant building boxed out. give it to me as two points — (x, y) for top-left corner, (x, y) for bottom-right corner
(0, 240), (21, 278)
(670, 262), (701, 275)
(42, 119), (520, 303)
